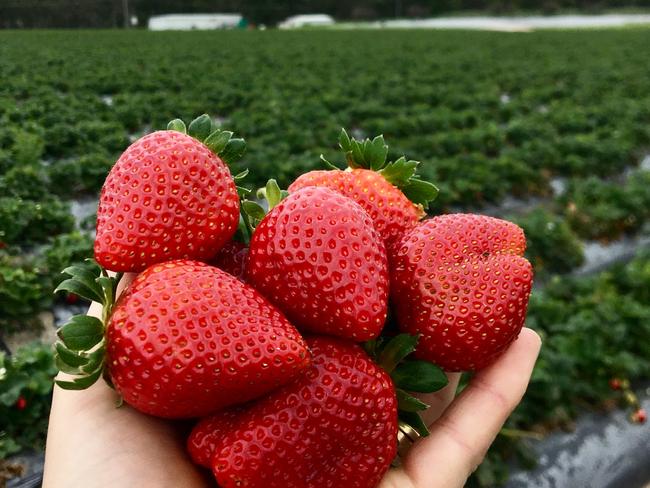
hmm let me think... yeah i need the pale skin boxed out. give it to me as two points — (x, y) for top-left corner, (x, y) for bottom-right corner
(43, 274), (541, 488)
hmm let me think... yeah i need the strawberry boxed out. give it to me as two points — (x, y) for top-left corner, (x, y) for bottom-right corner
(246, 186), (389, 341)
(94, 115), (246, 272)
(187, 336), (398, 488)
(288, 130), (438, 249)
(390, 214), (533, 371)
(64, 292), (79, 305)
(15, 396), (27, 410)
(210, 240), (248, 281)
(54, 259), (311, 418)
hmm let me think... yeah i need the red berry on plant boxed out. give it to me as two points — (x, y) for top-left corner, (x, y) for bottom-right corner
(15, 396), (27, 410)
(609, 378), (622, 390)
(632, 408), (647, 423)
(65, 293), (79, 305)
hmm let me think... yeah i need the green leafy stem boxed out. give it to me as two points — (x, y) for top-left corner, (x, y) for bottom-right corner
(322, 128), (439, 209)
(167, 114), (246, 165)
(365, 334), (449, 437)
(52, 261), (120, 390)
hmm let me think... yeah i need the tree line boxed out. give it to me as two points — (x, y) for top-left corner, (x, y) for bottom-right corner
(1, 0), (649, 28)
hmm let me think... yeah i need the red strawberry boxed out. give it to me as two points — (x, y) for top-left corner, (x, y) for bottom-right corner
(246, 187), (389, 341)
(187, 336), (398, 488)
(288, 129), (438, 250)
(15, 396), (27, 410)
(210, 240), (248, 281)
(65, 293), (79, 305)
(632, 408), (647, 423)
(290, 169), (423, 249)
(95, 128), (239, 272)
(390, 214), (533, 371)
(187, 408), (244, 468)
(56, 260), (311, 418)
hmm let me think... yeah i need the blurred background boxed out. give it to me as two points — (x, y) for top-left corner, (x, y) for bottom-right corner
(1, 1), (650, 487)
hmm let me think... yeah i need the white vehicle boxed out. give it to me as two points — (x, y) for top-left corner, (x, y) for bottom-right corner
(278, 14), (334, 29)
(148, 14), (242, 31)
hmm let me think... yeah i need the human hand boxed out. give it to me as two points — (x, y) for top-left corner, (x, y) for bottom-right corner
(379, 327), (541, 488)
(43, 273), (211, 488)
(43, 273), (540, 488)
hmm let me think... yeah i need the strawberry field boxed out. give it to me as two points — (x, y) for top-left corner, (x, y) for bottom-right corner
(1, 28), (650, 485)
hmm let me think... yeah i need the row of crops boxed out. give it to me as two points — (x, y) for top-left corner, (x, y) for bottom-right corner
(1, 28), (650, 485)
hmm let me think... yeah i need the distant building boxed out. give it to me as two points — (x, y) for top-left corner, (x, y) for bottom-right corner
(148, 14), (243, 31)
(278, 14), (335, 29)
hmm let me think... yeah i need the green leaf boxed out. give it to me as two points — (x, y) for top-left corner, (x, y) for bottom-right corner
(233, 169), (249, 181)
(242, 200), (266, 222)
(379, 157), (419, 187)
(187, 114), (212, 141)
(401, 178), (439, 207)
(55, 342), (89, 368)
(363, 338), (378, 357)
(237, 186), (252, 198)
(220, 138), (246, 164)
(55, 355), (84, 375)
(80, 347), (105, 374)
(320, 154), (341, 170)
(377, 334), (419, 373)
(349, 140), (365, 169)
(366, 135), (388, 170)
(399, 411), (430, 437)
(55, 278), (104, 305)
(204, 129), (232, 154)
(55, 367), (103, 391)
(57, 265), (104, 302)
(57, 315), (104, 351)
(265, 179), (283, 210)
(392, 360), (449, 393)
(166, 118), (187, 134)
(396, 389), (429, 412)
(338, 128), (352, 152)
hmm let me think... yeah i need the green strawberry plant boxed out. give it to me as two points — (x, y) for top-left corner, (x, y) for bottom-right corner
(0, 342), (57, 460)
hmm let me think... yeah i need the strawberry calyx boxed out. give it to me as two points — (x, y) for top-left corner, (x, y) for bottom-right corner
(167, 114), (247, 165)
(365, 333), (448, 437)
(321, 129), (439, 209)
(239, 179), (288, 243)
(53, 260), (121, 390)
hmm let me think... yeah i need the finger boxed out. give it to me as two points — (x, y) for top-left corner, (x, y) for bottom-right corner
(416, 372), (461, 427)
(115, 271), (136, 295)
(402, 328), (541, 488)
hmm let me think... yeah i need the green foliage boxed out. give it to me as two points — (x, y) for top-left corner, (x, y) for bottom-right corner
(47, 153), (113, 196)
(559, 171), (650, 241)
(0, 198), (74, 246)
(0, 255), (50, 334)
(40, 232), (94, 284)
(0, 164), (49, 200)
(513, 208), (584, 275)
(0, 342), (57, 460)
